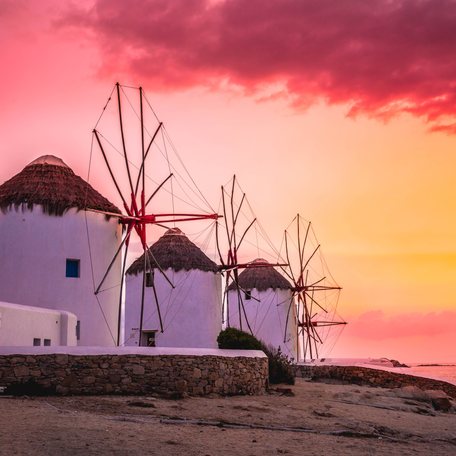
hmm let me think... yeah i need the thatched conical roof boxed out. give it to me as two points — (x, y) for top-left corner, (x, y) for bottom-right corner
(227, 258), (292, 292)
(0, 155), (121, 216)
(127, 227), (218, 275)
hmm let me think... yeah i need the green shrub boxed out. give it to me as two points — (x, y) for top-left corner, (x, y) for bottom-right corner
(217, 328), (295, 385)
(217, 327), (264, 350)
(264, 345), (295, 385)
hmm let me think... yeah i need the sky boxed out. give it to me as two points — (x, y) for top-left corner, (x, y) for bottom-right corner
(1, 0), (456, 362)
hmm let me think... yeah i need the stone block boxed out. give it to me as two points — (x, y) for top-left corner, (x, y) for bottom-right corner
(55, 354), (68, 365)
(62, 375), (76, 386)
(14, 365), (29, 377)
(109, 374), (121, 384)
(175, 379), (188, 393)
(132, 365), (145, 375)
(192, 386), (204, 395)
(192, 368), (202, 379)
(104, 384), (114, 393)
(56, 385), (69, 395)
(11, 357), (25, 364)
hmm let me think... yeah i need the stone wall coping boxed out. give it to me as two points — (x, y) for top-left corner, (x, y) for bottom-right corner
(0, 300), (76, 318)
(0, 346), (267, 358)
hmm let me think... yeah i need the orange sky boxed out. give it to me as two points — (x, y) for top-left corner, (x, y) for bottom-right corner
(1, 0), (455, 362)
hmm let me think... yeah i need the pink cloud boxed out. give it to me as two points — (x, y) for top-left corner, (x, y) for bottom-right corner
(347, 310), (456, 340)
(59, 0), (456, 131)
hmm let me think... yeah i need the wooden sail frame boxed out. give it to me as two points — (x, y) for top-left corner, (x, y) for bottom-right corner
(89, 83), (220, 346)
(281, 214), (346, 361)
(216, 175), (286, 333)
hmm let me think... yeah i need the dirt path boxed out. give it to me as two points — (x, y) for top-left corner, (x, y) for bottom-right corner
(1, 379), (455, 455)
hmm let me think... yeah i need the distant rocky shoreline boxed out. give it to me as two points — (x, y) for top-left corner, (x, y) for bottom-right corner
(295, 364), (456, 401)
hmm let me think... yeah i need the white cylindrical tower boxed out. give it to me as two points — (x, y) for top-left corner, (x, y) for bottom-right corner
(125, 228), (222, 348)
(227, 258), (297, 360)
(0, 155), (123, 346)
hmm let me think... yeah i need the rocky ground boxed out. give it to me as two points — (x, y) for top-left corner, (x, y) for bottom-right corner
(1, 378), (455, 455)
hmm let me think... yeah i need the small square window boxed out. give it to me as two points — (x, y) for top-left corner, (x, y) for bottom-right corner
(33, 338), (41, 346)
(140, 330), (156, 347)
(244, 290), (252, 300)
(66, 259), (80, 278)
(44, 339), (51, 346)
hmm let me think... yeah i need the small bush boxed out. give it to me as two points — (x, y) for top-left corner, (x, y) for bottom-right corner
(217, 327), (264, 350)
(217, 328), (295, 385)
(264, 346), (295, 385)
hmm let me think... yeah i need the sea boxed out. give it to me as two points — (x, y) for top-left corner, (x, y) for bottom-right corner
(394, 364), (456, 386)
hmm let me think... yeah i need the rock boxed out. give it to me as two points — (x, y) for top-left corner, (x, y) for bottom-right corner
(13, 366), (29, 377)
(104, 384), (113, 393)
(394, 385), (428, 401)
(389, 359), (410, 368)
(109, 374), (121, 384)
(132, 365), (145, 375)
(56, 385), (69, 395)
(431, 397), (452, 412)
(192, 368), (202, 379)
(424, 389), (449, 399)
(55, 354), (68, 365)
(127, 400), (156, 408)
(175, 379), (188, 393)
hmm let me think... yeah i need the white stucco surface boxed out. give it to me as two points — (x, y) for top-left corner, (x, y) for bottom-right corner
(0, 345), (266, 358)
(227, 288), (298, 360)
(0, 206), (122, 346)
(125, 268), (222, 348)
(0, 301), (77, 346)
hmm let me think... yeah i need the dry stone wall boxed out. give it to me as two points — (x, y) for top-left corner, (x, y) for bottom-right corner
(295, 365), (456, 398)
(0, 353), (268, 396)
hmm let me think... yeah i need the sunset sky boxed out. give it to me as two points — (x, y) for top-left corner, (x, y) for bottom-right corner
(1, 0), (455, 362)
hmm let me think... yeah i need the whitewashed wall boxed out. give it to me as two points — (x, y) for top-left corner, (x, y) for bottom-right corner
(227, 288), (298, 361)
(0, 206), (122, 346)
(0, 301), (77, 346)
(125, 269), (222, 348)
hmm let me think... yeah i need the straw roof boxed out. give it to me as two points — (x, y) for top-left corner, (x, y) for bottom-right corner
(127, 227), (218, 275)
(227, 258), (292, 292)
(0, 155), (121, 216)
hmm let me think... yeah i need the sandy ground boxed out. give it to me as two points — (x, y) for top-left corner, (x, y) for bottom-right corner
(0, 379), (455, 456)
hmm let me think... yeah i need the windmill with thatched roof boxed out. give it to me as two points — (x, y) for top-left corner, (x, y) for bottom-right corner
(226, 258), (297, 360)
(124, 227), (221, 348)
(0, 155), (123, 346)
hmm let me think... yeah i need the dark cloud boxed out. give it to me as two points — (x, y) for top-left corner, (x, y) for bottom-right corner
(61, 0), (456, 131)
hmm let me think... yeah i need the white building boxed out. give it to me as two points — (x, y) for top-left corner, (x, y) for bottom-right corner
(227, 258), (297, 360)
(124, 228), (222, 348)
(0, 301), (77, 347)
(0, 155), (123, 346)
